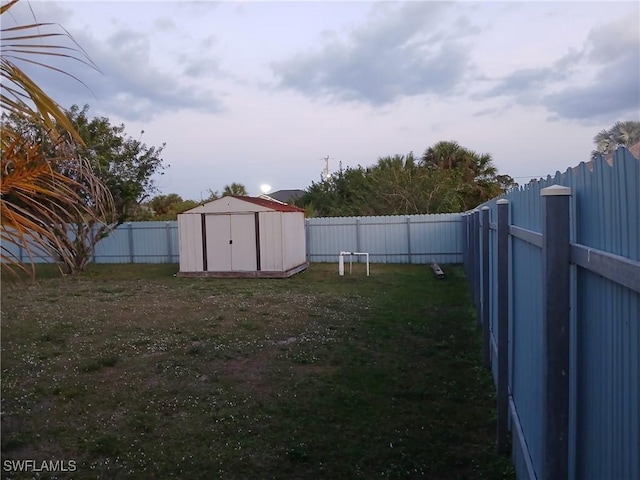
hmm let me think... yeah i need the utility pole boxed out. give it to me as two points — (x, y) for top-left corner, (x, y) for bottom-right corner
(321, 156), (331, 181)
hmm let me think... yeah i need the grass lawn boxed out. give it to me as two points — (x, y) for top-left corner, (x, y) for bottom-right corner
(1, 263), (514, 479)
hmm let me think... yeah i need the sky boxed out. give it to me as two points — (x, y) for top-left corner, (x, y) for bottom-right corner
(4, 0), (640, 201)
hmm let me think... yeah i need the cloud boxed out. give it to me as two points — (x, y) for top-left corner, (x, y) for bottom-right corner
(2, 1), (225, 123)
(587, 16), (639, 65)
(481, 68), (556, 99)
(544, 16), (640, 122)
(473, 107), (500, 117)
(544, 60), (640, 122)
(77, 28), (225, 121)
(272, 2), (476, 106)
(475, 13), (639, 123)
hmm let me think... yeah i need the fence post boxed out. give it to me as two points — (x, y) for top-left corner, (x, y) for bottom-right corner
(541, 185), (571, 480)
(462, 214), (467, 277)
(481, 206), (491, 369)
(461, 215), (466, 276)
(467, 213), (473, 281)
(466, 213), (472, 285)
(473, 210), (481, 329)
(355, 218), (361, 261)
(91, 224), (96, 264)
(305, 219), (310, 263)
(406, 217), (412, 264)
(496, 199), (509, 454)
(166, 222), (172, 263)
(468, 213), (476, 305)
(128, 222), (134, 264)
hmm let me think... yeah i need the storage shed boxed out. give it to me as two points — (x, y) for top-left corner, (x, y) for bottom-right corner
(177, 196), (308, 277)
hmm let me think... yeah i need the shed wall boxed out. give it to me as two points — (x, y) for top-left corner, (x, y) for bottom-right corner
(178, 214), (203, 272)
(258, 212), (284, 271)
(282, 212), (307, 270)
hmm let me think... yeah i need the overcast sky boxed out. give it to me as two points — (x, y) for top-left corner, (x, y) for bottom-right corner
(5, 0), (640, 200)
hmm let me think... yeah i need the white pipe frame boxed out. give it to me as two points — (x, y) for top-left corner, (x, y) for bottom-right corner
(338, 251), (370, 276)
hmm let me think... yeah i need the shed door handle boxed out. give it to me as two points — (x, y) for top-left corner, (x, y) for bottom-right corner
(229, 239), (233, 245)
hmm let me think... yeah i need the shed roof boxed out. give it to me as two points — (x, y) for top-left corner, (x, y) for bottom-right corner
(181, 195), (304, 214)
(229, 195), (304, 212)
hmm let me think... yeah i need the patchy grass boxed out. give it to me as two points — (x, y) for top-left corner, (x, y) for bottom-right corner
(1, 263), (514, 479)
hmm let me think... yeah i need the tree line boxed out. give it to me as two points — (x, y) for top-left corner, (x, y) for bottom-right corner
(295, 144), (516, 217)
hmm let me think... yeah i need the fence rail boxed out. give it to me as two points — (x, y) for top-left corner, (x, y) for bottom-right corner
(463, 147), (639, 480)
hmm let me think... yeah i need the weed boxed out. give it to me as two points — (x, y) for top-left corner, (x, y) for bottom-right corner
(91, 435), (120, 455)
(80, 355), (119, 372)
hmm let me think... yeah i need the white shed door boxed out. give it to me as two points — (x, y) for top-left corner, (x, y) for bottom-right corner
(205, 215), (232, 271)
(204, 214), (256, 271)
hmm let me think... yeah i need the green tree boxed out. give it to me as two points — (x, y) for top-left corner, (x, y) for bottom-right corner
(297, 142), (514, 217)
(298, 165), (372, 217)
(149, 193), (183, 217)
(368, 153), (430, 214)
(3, 104), (166, 273)
(147, 194), (198, 220)
(421, 141), (511, 209)
(591, 121), (640, 159)
(65, 104), (166, 221)
(222, 182), (248, 196)
(203, 189), (220, 202)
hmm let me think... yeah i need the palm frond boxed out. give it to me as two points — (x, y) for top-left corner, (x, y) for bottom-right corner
(0, 0), (20, 15)
(1, 0), (112, 277)
(1, 129), (114, 276)
(1, 14), (100, 145)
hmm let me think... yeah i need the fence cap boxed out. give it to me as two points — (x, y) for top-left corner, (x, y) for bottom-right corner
(541, 185), (571, 196)
(496, 199), (509, 205)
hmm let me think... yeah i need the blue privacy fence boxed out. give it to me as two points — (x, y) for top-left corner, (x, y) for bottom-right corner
(463, 148), (639, 480)
(2, 213), (463, 266)
(306, 213), (462, 264)
(3, 221), (181, 265)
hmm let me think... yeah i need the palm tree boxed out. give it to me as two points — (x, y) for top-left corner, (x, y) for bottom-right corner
(591, 121), (640, 159)
(421, 140), (508, 209)
(611, 121), (640, 145)
(421, 141), (497, 184)
(222, 182), (248, 196)
(421, 141), (467, 171)
(1, 0), (113, 277)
